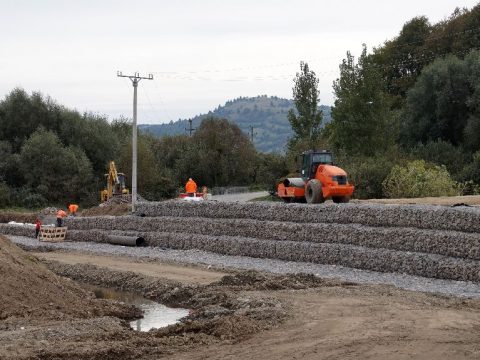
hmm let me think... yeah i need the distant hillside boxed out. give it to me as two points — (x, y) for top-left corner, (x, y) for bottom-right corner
(140, 95), (331, 153)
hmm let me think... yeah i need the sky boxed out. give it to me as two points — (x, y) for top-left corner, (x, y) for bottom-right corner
(1, 0), (478, 124)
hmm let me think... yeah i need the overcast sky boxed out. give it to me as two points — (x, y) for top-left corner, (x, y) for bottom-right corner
(1, 0), (478, 124)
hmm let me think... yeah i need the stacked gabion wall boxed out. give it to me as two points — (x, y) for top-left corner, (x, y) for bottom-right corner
(3, 201), (480, 282)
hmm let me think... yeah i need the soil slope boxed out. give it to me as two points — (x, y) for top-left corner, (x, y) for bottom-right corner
(0, 235), (137, 321)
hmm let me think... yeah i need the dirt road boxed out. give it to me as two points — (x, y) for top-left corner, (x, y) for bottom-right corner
(34, 251), (227, 285)
(358, 194), (480, 206)
(176, 286), (480, 360)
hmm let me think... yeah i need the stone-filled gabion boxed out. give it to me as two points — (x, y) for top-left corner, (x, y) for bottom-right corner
(0, 224), (35, 238)
(135, 201), (480, 233)
(54, 228), (480, 282)
(4, 200), (480, 283)
(65, 216), (480, 260)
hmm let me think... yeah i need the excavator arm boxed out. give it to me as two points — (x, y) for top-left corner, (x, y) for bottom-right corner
(101, 161), (128, 202)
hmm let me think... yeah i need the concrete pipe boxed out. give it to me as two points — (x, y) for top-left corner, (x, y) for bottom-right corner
(283, 178), (306, 188)
(107, 235), (146, 247)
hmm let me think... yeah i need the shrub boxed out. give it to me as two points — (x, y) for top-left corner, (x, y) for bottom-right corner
(0, 182), (12, 208)
(410, 140), (466, 179)
(21, 194), (47, 209)
(382, 160), (460, 198)
(340, 155), (398, 199)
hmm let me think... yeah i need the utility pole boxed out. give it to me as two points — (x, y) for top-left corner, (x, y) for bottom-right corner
(185, 119), (196, 136)
(249, 125), (256, 143)
(117, 71), (153, 212)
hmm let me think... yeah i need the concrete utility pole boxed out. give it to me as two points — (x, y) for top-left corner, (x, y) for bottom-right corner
(117, 71), (153, 212)
(185, 119), (196, 136)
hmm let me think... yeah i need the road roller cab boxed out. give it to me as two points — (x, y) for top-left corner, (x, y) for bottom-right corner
(277, 150), (354, 204)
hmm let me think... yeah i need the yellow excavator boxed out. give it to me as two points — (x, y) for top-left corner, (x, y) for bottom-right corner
(100, 161), (129, 203)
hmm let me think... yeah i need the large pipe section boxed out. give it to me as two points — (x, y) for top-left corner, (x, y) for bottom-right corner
(107, 235), (145, 247)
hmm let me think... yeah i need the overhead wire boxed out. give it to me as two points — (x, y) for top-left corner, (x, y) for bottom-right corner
(149, 24), (480, 80)
(137, 26), (480, 121)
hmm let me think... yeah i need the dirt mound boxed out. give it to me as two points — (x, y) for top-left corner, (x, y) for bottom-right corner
(81, 203), (130, 216)
(216, 270), (350, 290)
(0, 212), (36, 224)
(0, 235), (139, 321)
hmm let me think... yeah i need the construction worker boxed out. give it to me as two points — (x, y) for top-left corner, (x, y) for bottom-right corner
(56, 208), (67, 227)
(68, 203), (79, 216)
(185, 178), (197, 197)
(35, 218), (41, 239)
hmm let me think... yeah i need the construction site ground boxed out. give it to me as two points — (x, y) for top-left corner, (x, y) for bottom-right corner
(3, 195), (480, 359)
(1, 235), (479, 359)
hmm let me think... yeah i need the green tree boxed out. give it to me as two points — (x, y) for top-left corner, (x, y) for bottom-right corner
(372, 16), (432, 103)
(0, 88), (63, 152)
(287, 62), (323, 148)
(329, 46), (396, 156)
(181, 117), (256, 187)
(19, 128), (94, 204)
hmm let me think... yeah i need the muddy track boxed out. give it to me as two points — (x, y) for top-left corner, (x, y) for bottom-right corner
(15, 260), (340, 360)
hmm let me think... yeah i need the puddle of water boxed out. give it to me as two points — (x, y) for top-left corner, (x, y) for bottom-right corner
(129, 301), (190, 332)
(85, 286), (190, 332)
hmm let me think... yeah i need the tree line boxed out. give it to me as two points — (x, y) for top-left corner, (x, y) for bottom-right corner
(0, 89), (286, 208)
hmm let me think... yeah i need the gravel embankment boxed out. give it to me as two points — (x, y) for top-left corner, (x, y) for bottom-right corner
(135, 201), (480, 233)
(3, 201), (480, 284)
(65, 216), (480, 260)
(8, 235), (480, 298)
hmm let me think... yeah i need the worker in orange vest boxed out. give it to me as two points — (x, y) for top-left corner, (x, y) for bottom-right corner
(185, 178), (197, 196)
(56, 209), (67, 227)
(68, 204), (79, 216)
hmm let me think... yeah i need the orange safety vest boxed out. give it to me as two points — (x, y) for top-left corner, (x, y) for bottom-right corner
(69, 204), (79, 214)
(185, 180), (197, 193)
(56, 210), (67, 219)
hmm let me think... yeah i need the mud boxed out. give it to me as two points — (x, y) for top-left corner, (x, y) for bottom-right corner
(0, 234), (332, 359)
(3, 233), (480, 359)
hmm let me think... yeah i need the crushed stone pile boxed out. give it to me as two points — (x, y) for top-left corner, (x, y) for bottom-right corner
(2, 201), (480, 282)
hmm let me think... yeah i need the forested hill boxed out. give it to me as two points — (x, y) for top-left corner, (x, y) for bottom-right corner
(140, 96), (331, 153)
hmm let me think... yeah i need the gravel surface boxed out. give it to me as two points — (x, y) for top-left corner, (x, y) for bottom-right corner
(8, 235), (480, 298)
(210, 191), (269, 202)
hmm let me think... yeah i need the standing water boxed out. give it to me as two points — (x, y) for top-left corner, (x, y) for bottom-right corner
(86, 286), (190, 332)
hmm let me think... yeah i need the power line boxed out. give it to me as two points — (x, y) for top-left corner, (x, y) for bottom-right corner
(148, 25), (480, 79)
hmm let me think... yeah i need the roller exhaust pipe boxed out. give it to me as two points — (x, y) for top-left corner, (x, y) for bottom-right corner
(107, 235), (146, 247)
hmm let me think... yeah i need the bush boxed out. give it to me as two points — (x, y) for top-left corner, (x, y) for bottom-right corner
(0, 182), (12, 208)
(410, 140), (466, 179)
(21, 193), (47, 209)
(10, 187), (47, 209)
(340, 155), (398, 199)
(382, 160), (460, 198)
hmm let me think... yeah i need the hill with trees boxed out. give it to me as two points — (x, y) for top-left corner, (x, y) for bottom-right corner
(140, 96), (331, 153)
